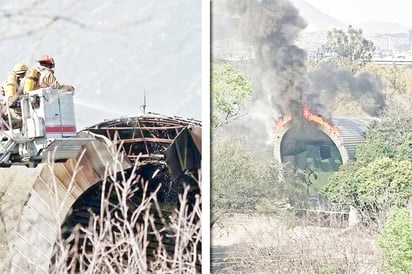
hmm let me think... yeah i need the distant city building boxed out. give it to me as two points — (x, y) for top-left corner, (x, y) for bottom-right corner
(213, 39), (256, 62)
(307, 45), (333, 62)
(373, 36), (392, 51)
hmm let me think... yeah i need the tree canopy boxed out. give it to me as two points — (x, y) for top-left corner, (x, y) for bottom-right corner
(377, 207), (412, 273)
(211, 139), (306, 214)
(326, 26), (375, 72)
(322, 98), (412, 213)
(211, 62), (252, 129)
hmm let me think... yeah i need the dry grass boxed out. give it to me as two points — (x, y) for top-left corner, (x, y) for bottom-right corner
(45, 151), (202, 273)
(212, 213), (377, 274)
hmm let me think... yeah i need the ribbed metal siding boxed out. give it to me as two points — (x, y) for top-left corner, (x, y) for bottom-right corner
(331, 117), (376, 160)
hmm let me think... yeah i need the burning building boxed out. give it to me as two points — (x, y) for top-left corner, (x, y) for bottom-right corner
(2, 113), (201, 273)
(213, 0), (383, 190)
(274, 106), (376, 185)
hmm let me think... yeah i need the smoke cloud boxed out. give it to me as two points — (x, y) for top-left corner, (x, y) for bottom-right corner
(308, 62), (385, 116)
(213, 0), (309, 154)
(233, 0), (308, 118)
(213, 0), (385, 153)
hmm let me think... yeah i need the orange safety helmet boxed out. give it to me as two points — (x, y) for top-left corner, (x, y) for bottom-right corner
(38, 55), (55, 68)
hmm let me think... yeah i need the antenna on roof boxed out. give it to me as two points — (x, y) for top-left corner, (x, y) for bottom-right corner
(140, 90), (147, 114)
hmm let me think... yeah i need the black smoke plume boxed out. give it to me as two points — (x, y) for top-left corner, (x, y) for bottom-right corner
(308, 62), (385, 116)
(213, 0), (385, 153)
(232, 0), (308, 117)
(212, 0), (309, 154)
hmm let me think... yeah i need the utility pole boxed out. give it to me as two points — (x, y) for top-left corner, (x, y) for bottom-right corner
(140, 90), (147, 114)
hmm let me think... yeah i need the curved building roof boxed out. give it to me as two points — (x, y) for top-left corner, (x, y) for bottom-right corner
(330, 117), (377, 160)
(274, 114), (377, 164)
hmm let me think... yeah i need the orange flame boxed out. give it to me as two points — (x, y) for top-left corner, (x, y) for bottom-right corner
(302, 105), (340, 137)
(275, 115), (292, 132)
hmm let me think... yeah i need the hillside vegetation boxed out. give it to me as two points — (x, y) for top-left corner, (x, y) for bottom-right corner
(211, 13), (412, 271)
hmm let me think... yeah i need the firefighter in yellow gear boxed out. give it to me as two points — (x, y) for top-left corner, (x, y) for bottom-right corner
(1, 63), (28, 105)
(1, 63), (28, 127)
(22, 68), (41, 93)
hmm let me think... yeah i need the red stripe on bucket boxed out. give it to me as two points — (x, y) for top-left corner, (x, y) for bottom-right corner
(45, 125), (76, 133)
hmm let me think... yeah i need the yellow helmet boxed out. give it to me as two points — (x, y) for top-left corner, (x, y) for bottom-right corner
(13, 63), (28, 75)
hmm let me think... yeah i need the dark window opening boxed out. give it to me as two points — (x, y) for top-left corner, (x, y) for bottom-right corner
(320, 145), (331, 160)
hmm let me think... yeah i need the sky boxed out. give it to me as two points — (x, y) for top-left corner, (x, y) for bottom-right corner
(0, 0), (201, 130)
(305, 0), (412, 27)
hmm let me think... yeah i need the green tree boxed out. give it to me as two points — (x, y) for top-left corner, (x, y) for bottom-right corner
(211, 62), (252, 129)
(377, 207), (412, 273)
(326, 25), (375, 72)
(323, 157), (412, 211)
(383, 64), (408, 95)
(322, 98), (412, 215)
(211, 140), (306, 216)
(356, 98), (412, 165)
(362, 63), (412, 97)
(355, 158), (412, 209)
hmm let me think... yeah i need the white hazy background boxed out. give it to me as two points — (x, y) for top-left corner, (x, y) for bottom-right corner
(304, 0), (412, 27)
(0, 0), (201, 129)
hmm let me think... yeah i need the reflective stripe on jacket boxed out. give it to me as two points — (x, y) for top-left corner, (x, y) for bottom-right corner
(38, 66), (63, 89)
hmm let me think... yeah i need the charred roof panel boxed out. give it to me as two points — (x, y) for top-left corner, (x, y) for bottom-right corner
(84, 113), (201, 163)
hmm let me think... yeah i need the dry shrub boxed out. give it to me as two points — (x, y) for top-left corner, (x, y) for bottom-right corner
(212, 213), (377, 274)
(47, 152), (201, 273)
